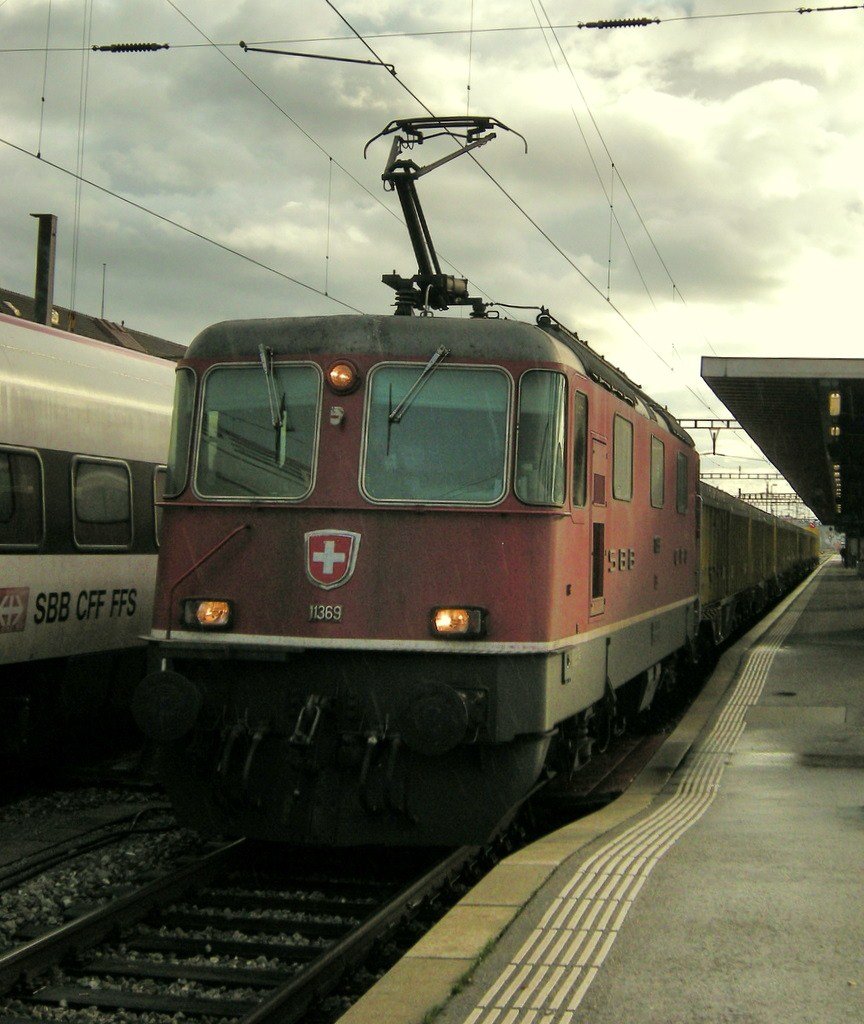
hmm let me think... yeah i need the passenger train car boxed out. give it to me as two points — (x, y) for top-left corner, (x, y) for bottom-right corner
(0, 312), (176, 759)
(132, 309), (816, 846)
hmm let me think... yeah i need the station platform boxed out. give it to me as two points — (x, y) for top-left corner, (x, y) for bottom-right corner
(338, 556), (864, 1024)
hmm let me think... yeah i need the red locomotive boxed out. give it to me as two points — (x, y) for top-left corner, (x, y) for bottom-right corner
(133, 118), (816, 845)
(135, 309), (701, 844)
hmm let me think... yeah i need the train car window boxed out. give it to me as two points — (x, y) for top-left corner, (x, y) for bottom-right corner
(196, 363), (321, 500)
(0, 447), (44, 549)
(572, 391), (588, 507)
(363, 364), (510, 504)
(153, 466), (167, 546)
(0, 457), (9, 522)
(650, 436), (665, 508)
(515, 370), (567, 506)
(612, 415), (633, 501)
(73, 458), (132, 549)
(676, 451), (688, 513)
(165, 367), (196, 497)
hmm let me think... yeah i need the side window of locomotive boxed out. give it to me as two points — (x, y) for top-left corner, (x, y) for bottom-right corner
(572, 391), (588, 507)
(650, 436), (665, 508)
(363, 364), (510, 504)
(516, 370), (567, 507)
(196, 363), (321, 500)
(73, 458), (132, 549)
(0, 448), (44, 549)
(612, 415), (633, 501)
(153, 466), (167, 547)
(165, 367), (196, 497)
(676, 451), (688, 513)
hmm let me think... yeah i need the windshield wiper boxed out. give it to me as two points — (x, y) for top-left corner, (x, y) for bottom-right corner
(258, 345), (284, 429)
(388, 345), (450, 423)
(258, 344), (291, 464)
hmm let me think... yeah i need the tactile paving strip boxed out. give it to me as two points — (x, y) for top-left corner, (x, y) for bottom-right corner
(462, 581), (818, 1024)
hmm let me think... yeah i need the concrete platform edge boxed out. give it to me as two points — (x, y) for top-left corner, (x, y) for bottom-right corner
(335, 567), (824, 1024)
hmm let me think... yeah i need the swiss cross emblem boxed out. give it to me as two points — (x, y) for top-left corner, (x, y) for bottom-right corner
(305, 530), (361, 590)
(0, 587), (29, 634)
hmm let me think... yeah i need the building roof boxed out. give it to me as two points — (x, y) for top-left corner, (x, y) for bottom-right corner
(702, 356), (864, 530)
(0, 287), (186, 361)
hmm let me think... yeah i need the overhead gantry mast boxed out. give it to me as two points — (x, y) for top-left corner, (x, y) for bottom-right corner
(365, 116), (526, 316)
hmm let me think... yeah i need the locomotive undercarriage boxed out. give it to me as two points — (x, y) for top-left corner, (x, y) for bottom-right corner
(141, 649), (558, 845)
(138, 604), (696, 845)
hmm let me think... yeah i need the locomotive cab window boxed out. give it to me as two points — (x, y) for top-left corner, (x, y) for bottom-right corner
(362, 363), (510, 504)
(165, 366), (196, 498)
(73, 457), (132, 550)
(572, 391), (588, 507)
(676, 451), (689, 513)
(0, 447), (44, 549)
(196, 363), (321, 500)
(650, 436), (665, 508)
(515, 370), (567, 506)
(612, 415), (633, 501)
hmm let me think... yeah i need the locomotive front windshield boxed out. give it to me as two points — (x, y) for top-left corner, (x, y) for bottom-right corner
(362, 363), (510, 504)
(195, 363), (321, 499)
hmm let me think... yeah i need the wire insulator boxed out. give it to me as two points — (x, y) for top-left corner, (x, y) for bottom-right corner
(579, 18), (660, 30)
(92, 42), (170, 53)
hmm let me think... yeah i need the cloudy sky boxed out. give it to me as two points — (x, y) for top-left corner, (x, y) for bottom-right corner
(2, 0), (863, 501)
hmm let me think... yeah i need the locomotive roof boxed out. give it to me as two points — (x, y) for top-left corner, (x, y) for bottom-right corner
(187, 314), (692, 444)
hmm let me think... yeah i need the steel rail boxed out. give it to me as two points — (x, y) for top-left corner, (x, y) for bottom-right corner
(239, 843), (476, 1024)
(0, 838), (245, 994)
(0, 803), (172, 894)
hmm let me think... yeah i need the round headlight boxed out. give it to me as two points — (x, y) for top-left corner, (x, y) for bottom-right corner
(327, 360), (360, 394)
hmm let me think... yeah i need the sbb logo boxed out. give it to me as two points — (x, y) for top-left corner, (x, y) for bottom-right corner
(0, 587), (29, 634)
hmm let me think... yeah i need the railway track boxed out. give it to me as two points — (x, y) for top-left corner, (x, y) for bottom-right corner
(0, 837), (476, 1023)
(0, 801), (173, 894)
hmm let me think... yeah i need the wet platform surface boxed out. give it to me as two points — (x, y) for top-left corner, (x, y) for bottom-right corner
(340, 558), (864, 1024)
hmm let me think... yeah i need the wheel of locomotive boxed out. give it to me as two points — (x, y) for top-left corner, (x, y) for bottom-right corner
(591, 695), (615, 755)
(551, 712), (594, 779)
(644, 659), (679, 728)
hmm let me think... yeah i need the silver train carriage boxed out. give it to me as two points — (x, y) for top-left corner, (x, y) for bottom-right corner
(0, 312), (176, 759)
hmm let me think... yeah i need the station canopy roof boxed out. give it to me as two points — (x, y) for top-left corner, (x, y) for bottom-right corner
(701, 357), (864, 531)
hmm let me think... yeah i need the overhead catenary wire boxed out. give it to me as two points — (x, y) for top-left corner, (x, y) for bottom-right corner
(70, 0), (94, 315)
(466, 0), (476, 116)
(0, 135), (365, 314)
(324, 157), (333, 296)
(528, 0), (731, 425)
(157, 0), (500, 309)
(4, 4), (863, 53)
(36, 0), (53, 158)
(525, 0), (759, 456)
(532, 0), (699, 324)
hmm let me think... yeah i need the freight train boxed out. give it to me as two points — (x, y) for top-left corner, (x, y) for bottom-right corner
(132, 311), (818, 846)
(0, 311), (176, 760)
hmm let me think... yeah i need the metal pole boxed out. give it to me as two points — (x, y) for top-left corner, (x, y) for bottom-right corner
(30, 213), (57, 326)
